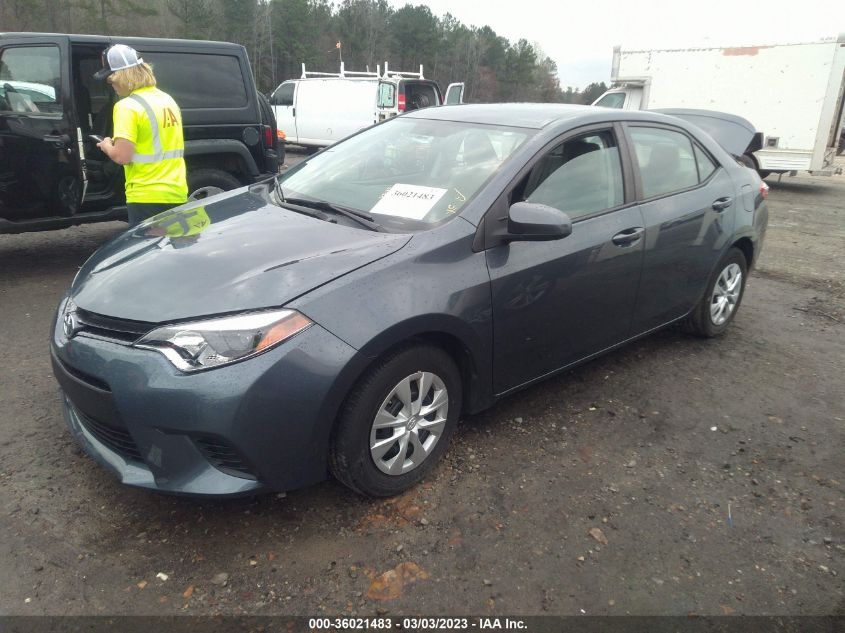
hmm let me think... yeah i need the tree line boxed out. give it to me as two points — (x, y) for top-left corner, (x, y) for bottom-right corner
(1, 0), (607, 103)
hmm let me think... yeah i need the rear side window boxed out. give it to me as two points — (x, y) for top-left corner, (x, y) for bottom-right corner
(521, 130), (625, 220)
(272, 82), (294, 106)
(629, 127), (699, 198)
(694, 144), (717, 181)
(143, 52), (247, 109)
(0, 45), (62, 113)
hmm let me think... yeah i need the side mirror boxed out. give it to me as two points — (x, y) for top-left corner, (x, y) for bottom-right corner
(507, 201), (572, 241)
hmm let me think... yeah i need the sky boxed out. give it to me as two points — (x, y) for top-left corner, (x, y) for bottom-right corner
(386, 0), (845, 89)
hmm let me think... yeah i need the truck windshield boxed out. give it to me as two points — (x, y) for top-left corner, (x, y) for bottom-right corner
(594, 92), (626, 109)
(276, 118), (533, 230)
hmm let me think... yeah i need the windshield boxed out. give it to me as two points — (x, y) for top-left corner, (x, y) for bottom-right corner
(595, 92), (625, 109)
(278, 118), (533, 230)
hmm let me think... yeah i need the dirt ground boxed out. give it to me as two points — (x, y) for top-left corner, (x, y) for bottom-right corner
(0, 157), (842, 617)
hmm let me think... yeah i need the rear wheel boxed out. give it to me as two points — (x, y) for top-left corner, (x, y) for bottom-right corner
(187, 168), (241, 201)
(329, 345), (462, 497)
(686, 248), (748, 337)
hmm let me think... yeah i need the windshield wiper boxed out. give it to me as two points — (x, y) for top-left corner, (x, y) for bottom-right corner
(285, 197), (385, 232)
(271, 176), (334, 222)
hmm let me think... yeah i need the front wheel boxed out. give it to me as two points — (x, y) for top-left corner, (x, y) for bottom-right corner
(329, 345), (462, 497)
(686, 248), (748, 337)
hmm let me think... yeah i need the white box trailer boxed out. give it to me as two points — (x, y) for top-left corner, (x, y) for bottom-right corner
(592, 35), (845, 175)
(270, 63), (464, 148)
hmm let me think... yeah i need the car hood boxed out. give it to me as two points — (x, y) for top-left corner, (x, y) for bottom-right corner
(653, 108), (762, 156)
(70, 187), (411, 323)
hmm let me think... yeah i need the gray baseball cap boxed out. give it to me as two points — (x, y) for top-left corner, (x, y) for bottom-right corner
(94, 44), (144, 80)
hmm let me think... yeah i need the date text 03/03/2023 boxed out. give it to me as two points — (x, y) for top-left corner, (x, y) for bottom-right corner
(308, 617), (528, 630)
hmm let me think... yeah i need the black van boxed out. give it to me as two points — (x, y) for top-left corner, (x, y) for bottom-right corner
(0, 33), (280, 234)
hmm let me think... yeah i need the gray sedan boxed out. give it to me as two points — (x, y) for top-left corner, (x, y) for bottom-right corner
(50, 104), (768, 497)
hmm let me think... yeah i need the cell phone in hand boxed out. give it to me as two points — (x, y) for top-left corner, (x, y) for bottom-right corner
(89, 134), (104, 143)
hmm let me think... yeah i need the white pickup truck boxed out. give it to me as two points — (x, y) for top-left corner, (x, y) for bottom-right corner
(593, 35), (845, 176)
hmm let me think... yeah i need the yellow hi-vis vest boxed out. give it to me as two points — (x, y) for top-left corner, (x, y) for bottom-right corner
(112, 86), (188, 204)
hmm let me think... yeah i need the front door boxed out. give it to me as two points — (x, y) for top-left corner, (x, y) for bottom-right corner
(487, 125), (645, 393)
(0, 36), (86, 223)
(270, 81), (297, 144)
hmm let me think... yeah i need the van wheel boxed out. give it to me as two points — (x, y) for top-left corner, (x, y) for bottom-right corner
(329, 345), (462, 497)
(187, 169), (241, 201)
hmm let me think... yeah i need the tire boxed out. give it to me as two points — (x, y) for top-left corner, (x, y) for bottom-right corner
(329, 345), (462, 497)
(686, 247), (748, 338)
(187, 168), (241, 201)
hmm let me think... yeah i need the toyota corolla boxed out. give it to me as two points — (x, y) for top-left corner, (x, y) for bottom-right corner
(50, 104), (768, 497)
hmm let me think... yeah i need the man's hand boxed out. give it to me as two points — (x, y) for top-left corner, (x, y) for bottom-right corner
(97, 137), (135, 165)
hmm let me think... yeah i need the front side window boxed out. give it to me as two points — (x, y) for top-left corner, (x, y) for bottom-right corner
(0, 45), (62, 113)
(272, 82), (294, 106)
(629, 127), (699, 199)
(278, 117), (533, 230)
(518, 130), (624, 220)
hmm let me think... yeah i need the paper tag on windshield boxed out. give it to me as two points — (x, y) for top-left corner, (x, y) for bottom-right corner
(370, 184), (448, 220)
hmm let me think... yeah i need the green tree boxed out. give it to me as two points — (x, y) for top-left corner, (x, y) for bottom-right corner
(334, 0), (392, 72)
(580, 81), (608, 104)
(387, 4), (439, 72)
(167, 0), (214, 39)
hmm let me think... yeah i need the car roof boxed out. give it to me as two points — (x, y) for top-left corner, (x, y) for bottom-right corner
(404, 103), (683, 130)
(0, 32), (244, 51)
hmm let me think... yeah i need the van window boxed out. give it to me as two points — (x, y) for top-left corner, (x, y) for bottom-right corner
(378, 82), (395, 108)
(272, 82), (294, 106)
(143, 52), (247, 109)
(0, 45), (62, 114)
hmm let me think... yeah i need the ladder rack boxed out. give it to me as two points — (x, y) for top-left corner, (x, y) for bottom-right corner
(299, 62), (425, 80)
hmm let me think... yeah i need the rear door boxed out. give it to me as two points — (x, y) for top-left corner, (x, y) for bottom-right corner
(623, 123), (736, 334)
(444, 83), (464, 105)
(0, 35), (87, 223)
(270, 81), (297, 143)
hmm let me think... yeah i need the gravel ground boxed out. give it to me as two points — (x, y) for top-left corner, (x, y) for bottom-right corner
(0, 157), (842, 617)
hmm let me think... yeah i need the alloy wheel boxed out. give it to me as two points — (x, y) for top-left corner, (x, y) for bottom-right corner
(710, 263), (743, 326)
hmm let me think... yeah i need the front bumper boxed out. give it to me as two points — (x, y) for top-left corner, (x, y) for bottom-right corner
(51, 312), (362, 496)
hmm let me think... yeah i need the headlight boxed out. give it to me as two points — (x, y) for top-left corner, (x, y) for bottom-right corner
(134, 309), (312, 372)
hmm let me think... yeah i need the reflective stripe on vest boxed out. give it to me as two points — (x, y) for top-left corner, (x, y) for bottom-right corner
(128, 93), (185, 164)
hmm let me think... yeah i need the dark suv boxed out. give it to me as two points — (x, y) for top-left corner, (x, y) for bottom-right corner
(0, 33), (281, 234)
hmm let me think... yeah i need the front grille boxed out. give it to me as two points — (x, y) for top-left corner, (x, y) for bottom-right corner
(194, 437), (257, 480)
(56, 356), (111, 392)
(75, 308), (154, 344)
(77, 410), (143, 462)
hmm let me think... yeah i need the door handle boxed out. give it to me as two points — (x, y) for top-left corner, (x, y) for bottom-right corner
(42, 133), (71, 148)
(612, 227), (644, 246)
(712, 196), (733, 211)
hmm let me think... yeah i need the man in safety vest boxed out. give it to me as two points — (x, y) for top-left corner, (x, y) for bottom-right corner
(94, 44), (188, 227)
